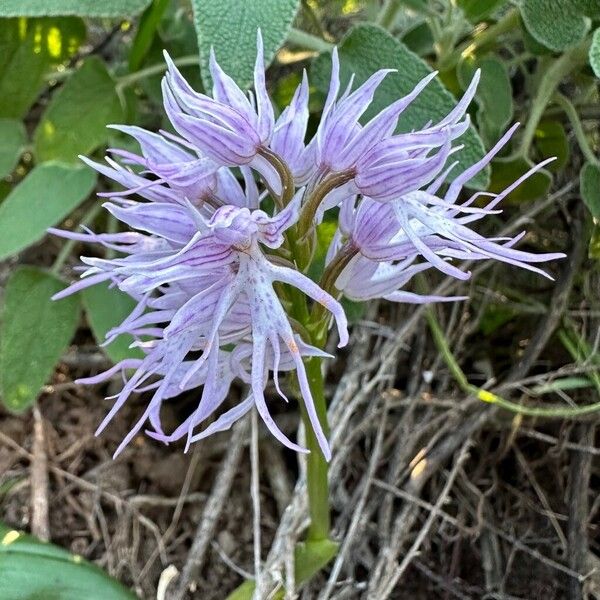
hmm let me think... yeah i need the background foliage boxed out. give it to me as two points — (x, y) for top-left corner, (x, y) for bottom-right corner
(0, 0), (598, 598)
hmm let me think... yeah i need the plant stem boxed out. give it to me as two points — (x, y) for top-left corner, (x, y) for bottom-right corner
(287, 27), (333, 53)
(425, 306), (600, 418)
(437, 8), (519, 71)
(376, 0), (403, 30)
(286, 285), (331, 542)
(516, 40), (591, 159)
(299, 355), (331, 541)
(553, 93), (600, 166)
(116, 55), (199, 90)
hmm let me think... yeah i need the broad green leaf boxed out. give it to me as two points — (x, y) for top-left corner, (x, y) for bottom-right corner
(0, 17), (86, 118)
(226, 539), (338, 600)
(0, 523), (137, 599)
(0, 162), (96, 260)
(580, 162), (600, 218)
(192, 0), (300, 89)
(457, 0), (507, 22)
(311, 24), (489, 189)
(82, 283), (144, 364)
(0, 0), (151, 17)
(401, 21), (434, 57)
(129, 0), (170, 72)
(0, 119), (26, 178)
(458, 55), (513, 144)
(520, 0), (590, 51)
(0, 267), (80, 411)
(534, 120), (569, 173)
(34, 57), (123, 163)
(590, 28), (600, 78)
(488, 157), (552, 204)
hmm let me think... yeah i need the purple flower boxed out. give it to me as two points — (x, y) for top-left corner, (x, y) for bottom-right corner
(53, 191), (347, 460)
(329, 125), (564, 299)
(51, 33), (564, 461)
(161, 31), (282, 194)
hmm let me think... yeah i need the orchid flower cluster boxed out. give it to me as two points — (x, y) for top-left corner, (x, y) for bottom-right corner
(52, 33), (563, 461)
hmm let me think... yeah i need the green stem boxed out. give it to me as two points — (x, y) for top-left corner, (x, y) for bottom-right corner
(299, 356), (331, 541)
(437, 8), (519, 71)
(553, 92), (600, 166)
(376, 0), (403, 30)
(116, 55), (199, 90)
(425, 307), (600, 418)
(286, 287), (330, 541)
(287, 27), (333, 53)
(297, 171), (355, 244)
(516, 40), (591, 159)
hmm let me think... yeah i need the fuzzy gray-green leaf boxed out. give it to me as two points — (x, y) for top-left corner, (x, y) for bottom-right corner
(192, 0), (300, 89)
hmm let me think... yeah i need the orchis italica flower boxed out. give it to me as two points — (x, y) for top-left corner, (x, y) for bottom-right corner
(52, 32), (563, 460)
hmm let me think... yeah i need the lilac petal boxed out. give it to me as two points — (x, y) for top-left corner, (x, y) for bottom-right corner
(189, 395), (255, 443)
(287, 342), (332, 461)
(436, 69), (480, 129)
(445, 123), (520, 203)
(268, 262), (349, 346)
(209, 48), (254, 118)
(384, 291), (467, 304)
(254, 30), (274, 141)
(51, 271), (113, 300)
(107, 124), (194, 164)
(341, 71), (438, 167)
(103, 201), (196, 243)
(271, 70), (309, 171)
(251, 336), (309, 454)
(255, 187), (303, 247)
(75, 359), (143, 385)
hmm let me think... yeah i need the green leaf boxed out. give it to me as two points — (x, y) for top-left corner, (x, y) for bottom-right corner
(311, 24), (489, 189)
(34, 57), (123, 163)
(0, 267), (80, 412)
(226, 539), (338, 600)
(534, 120), (569, 173)
(400, 21), (434, 57)
(0, 162), (96, 260)
(0, 0), (151, 17)
(0, 523), (137, 599)
(580, 162), (600, 218)
(590, 28), (600, 78)
(0, 119), (26, 178)
(192, 0), (300, 89)
(458, 54), (513, 144)
(532, 376), (594, 395)
(0, 17), (86, 118)
(129, 0), (170, 72)
(488, 157), (552, 204)
(294, 539), (339, 585)
(82, 283), (144, 364)
(520, 0), (590, 52)
(457, 0), (507, 22)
